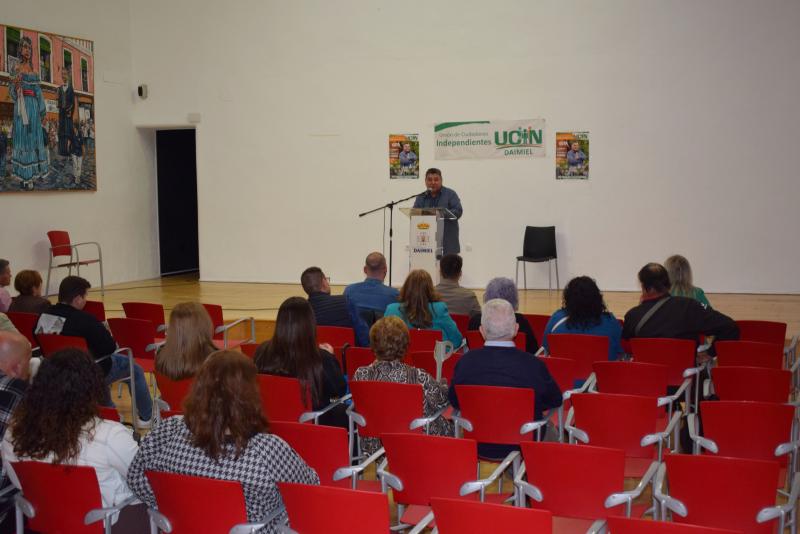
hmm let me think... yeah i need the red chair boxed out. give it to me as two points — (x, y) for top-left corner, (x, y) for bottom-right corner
(538, 356), (590, 441)
(45, 230), (104, 297)
(735, 320), (787, 346)
(547, 334), (609, 381)
(12, 461), (134, 533)
(342, 346), (376, 377)
(121, 301), (167, 336)
(380, 433), (513, 530)
(83, 300), (107, 323)
(316, 325), (355, 366)
(408, 328), (442, 352)
(239, 342), (260, 358)
(98, 406), (122, 422)
(278, 482), (391, 533)
(154, 371), (193, 412)
(516, 442), (652, 532)
(631, 338), (700, 411)
(655, 454), (795, 534)
(709, 366), (791, 403)
(36, 333), (88, 356)
(606, 517), (743, 533)
(257, 374), (344, 424)
(409, 350), (461, 382)
(451, 313), (471, 337)
(201, 303), (255, 350)
(430, 497), (553, 534)
(714, 341), (784, 370)
(145, 471), (269, 533)
(465, 330), (526, 350)
(6, 311), (39, 347)
(523, 313), (550, 349)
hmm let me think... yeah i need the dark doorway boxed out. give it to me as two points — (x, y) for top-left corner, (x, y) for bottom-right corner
(156, 129), (199, 276)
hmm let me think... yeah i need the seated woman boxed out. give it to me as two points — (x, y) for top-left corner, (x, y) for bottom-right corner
(156, 302), (217, 380)
(468, 277), (539, 354)
(8, 269), (50, 314)
(127, 350), (318, 529)
(542, 276), (623, 360)
(385, 269), (463, 347)
(353, 316), (452, 454)
(254, 297), (347, 427)
(665, 254), (711, 308)
(2, 348), (148, 531)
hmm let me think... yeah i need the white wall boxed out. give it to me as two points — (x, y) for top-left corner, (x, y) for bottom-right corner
(119, 0), (798, 294)
(1, 0), (159, 294)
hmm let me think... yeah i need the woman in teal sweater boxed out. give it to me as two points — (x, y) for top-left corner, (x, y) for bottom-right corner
(384, 269), (463, 347)
(665, 255), (711, 308)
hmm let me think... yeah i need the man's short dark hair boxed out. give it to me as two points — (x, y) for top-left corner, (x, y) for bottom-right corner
(0, 259), (8, 273)
(439, 254), (463, 280)
(638, 263), (671, 293)
(58, 276), (91, 303)
(300, 267), (325, 295)
(425, 168), (442, 178)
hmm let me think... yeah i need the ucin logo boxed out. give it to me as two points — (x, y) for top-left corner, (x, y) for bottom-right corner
(494, 128), (543, 149)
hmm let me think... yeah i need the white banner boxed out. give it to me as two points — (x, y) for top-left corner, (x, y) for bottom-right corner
(434, 119), (546, 160)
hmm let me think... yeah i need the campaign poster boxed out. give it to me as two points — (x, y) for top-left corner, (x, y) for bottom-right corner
(556, 131), (589, 180)
(434, 119), (545, 160)
(389, 134), (419, 179)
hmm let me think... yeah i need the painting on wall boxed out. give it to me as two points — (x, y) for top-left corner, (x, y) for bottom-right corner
(0, 24), (95, 192)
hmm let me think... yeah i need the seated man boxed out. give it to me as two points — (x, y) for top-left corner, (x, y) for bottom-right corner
(301, 266), (354, 329)
(344, 252), (399, 346)
(435, 254), (480, 317)
(37, 276), (153, 427)
(449, 299), (562, 459)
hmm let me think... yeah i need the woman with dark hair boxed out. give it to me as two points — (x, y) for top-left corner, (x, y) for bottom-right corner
(9, 269), (50, 314)
(384, 269), (463, 346)
(254, 297), (347, 427)
(2, 348), (147, 530)
(128, 351), (318, 529)
(542, 276), (622, 360)
(156, 301), (216, 380)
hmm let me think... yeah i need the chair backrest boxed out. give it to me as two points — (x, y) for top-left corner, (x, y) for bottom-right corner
(240, 342), (260, 358)
(547, 334), (609, 379)
(146, 470), (249, 532)
(593, 361), (670, 398)
(630, 338), (696, 386)
(98, 406), (121, 422)
(664, 453), (779, 534)
(431, 497), (553, 533)
(454, 385), (536, 444)
(37, 333), (89, 357)
(382, 433), (477, 506)
(711, 366), (791, 403)
(606, 517), (743, 534)
(410, 350), (462, 382)
(155, 371), (194, 411)
(279, 482), (391, 533)
(450, 313), (470, 337)
(257, 374), (308, 422)
(270, 422), (350, 487)
(520, 442), (626, 520)
(714, 341), (784, 370)
(522, 314), (550, 349)
(538, 356), (579, 393)
(107, 317), (157, 360)
(349, 381), (425, 438)
(13, 461), (105, 533)
(700, 401), (794, 465)
(6, 311), (38, 346)
(522, 226), (557, 259)
(408, 328), (442, 352)
(735, 320), (787, 346)
(465, 330), (526, 351)
(47, 230), (73, 258)
(82, 300), (107, 322)
(343, 346), (376, 377)
(201, 303), (226, 340)
(121, 302), (165, 331)
(570, 393), (659, 458)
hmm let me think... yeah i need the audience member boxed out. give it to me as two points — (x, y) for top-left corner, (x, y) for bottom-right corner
(301, 266), (354, 329)
(385, 269), (463, 346)
(449, 299), (562, 459)
(0, 260), (10, 313)
(542, 276), (623, 360)
(344, 252), (399, 346)
(8, 270), (50, 315)
(254, 297), (348, 427)
(468, 277), (539, 354)
(128, 351), (318, 529)
(435, 254), (480, 317)
(0, 332), (30, 440)
(156, 302), (216, 381)
(38, 276), (153, 426)
(665, 254), (711, 308)
(353, 317), (452, 454)
(2, 349), (147, 532)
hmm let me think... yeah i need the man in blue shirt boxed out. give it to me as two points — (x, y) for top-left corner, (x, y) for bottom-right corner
(566, 141), (586, 174)
(398, 143), (417, 168)
(344, 252), (399, 346)
(413, 168), (463, 255)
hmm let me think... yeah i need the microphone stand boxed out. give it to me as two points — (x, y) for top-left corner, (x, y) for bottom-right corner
(359, 191), (425, 285)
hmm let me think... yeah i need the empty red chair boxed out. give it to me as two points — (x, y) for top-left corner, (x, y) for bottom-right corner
(83, 300), (107, 323)
(607, 517), (743, 533)
(257, 374), (342, 424)
(409, 350), (462, 382)
(279, 482), (391, 533)
(538, 356), (587, 441)
(201, 303), (255, 349)
(316, 325), (355, 366)
(548, 334), (609, 380)
(98, 406), (122, 423)
(12, 461), (134, 533)
(6, 311), (39, 347)
(155, 371), (194, 411)
(710, 366), (791, 403)
(45, 230), (104, 297)
(36, 333), (88, 357)
(714, 341), (784, 370)
(735, 320), (786, 346)
(465, 330), (526, 350)
(146, 470), (268, 533)
(121, 301), (167, 335)
(342, 346), (376, 377)
(239, 342), (260, 358)
(107, 317), (159, 373)
(408, 328), (442, 352)
(523, 313), (550, 349)
(631, 338), (699, 411)
(451, 313), (471, 337)
(430, 497), (553, 534)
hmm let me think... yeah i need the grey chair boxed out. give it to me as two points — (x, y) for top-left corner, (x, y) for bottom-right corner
(515, 226), (559, 292)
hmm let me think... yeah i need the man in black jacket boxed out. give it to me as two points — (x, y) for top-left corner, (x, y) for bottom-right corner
(301, 266), (353, 329)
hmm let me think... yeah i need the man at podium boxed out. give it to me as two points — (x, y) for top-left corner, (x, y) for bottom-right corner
(413, 168), (463, 255)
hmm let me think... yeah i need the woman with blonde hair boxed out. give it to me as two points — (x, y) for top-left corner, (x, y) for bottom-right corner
(664, 255), (711, 308)
(156, 302), (217, 380)
(384, 269), (463, 346)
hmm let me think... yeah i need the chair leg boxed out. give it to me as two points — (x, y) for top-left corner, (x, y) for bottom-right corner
(523, 262), (527, 290)
(548, 261), (552, 294)
(515, 261), (519, 288)
(45, 261), (53, 297)
(555, 259), (560, 291)
(98, 250), (105, 297)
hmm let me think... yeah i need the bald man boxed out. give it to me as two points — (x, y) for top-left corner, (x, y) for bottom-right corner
(0, 332), (30, 440)
(344, 252), (400, 346)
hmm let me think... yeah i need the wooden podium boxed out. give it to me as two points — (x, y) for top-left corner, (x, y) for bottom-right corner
(401, 207), (457, 284)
